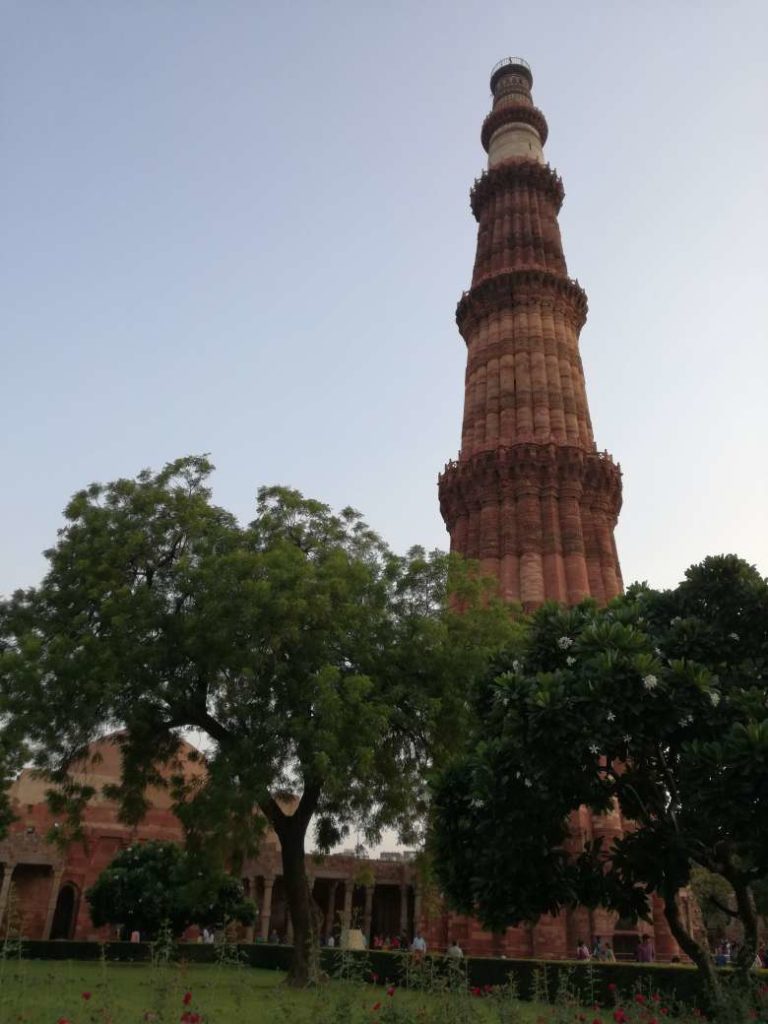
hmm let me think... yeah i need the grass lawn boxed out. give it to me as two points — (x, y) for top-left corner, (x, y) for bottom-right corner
(0, 959), (569, 1024)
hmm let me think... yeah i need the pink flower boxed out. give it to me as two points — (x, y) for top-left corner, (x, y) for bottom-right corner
(386, 986), (395, 997)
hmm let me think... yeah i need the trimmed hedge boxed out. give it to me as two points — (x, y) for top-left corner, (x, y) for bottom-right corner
(12, 941), (759, 1008)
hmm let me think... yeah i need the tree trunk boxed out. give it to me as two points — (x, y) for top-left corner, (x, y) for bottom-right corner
(731, 878), (759, 990)
(662, 884), (724, 1014)
(272, 810), (319, 987)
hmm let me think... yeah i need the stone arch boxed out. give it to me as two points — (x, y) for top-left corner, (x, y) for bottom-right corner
(50, 882), (79, 940)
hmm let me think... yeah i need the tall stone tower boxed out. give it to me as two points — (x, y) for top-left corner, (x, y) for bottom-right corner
(438, 58), (623, 610)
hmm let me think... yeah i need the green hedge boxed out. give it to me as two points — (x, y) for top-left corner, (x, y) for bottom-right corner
(11, 941), (759, 1008)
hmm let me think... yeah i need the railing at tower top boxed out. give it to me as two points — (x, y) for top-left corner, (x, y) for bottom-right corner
(491, 56), (531, 76)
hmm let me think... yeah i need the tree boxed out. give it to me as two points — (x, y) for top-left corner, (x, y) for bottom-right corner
(0, 456), (515, 984)
(86, 840), (255, 938)
(431, 555), (768, 1015)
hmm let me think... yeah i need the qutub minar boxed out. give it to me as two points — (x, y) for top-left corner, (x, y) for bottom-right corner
(439, 57), (623, 610)
(430, 59), (685, 958)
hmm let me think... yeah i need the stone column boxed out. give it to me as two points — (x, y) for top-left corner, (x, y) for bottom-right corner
(43, 867), (65, 940)
(341, 880), (354, 932)
(0, 862), (16, 929)
(399, 884), (409, 935)
(259, 876), (275, 942)
(413, 885), (423, 937)
(325, 881), (338, 939)
(244, 876), (256, 943)
(363, 885), (374, 943)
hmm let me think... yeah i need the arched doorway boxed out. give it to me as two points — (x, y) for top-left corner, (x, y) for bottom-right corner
(49, 883), (78, 940)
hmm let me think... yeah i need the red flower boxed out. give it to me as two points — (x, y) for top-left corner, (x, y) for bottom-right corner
(386, 986), (395, 997)
(592, 1019), (603, 1024)
(180, 1013), (201, 1024)
(372, 1003), (381, 1011)
(471, 987), (481, 997)
(57, 1019), (71, 1024)
(82, 992), (92, 1001)
(182, 993), (192, 1006)
(652, 993), (661, 1003)
(635, 994), (646, 1004)
(613, 1011), (628, 1023)
(661, 1010), (669, 1017)
(608, 983), (617, 992)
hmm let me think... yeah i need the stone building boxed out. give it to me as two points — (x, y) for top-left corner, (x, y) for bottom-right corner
(429, 57), (683, 960)
(0, 736), (422, 945)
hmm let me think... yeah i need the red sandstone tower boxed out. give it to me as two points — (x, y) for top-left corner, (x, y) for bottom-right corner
(439, 58), (623, 610)
(427, 61), (683, 961)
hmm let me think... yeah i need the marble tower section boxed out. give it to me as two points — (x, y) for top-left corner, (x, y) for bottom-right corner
(438, 58), (623, 609)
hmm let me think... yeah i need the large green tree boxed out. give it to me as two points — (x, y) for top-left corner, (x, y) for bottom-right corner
(431, 555), (768, 1015)
(0, 457), (515, 984)
(86, 839), (255, 939)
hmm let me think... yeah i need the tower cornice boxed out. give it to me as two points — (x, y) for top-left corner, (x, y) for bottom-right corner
(470, 161), (564, 220)
(481, 103), (549, 152)
(456, 269), (588, 337)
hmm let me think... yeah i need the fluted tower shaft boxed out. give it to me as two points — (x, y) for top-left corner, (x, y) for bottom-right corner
(438, 58), (623, 610)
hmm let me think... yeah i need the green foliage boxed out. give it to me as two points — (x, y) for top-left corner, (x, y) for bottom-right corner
(431, 555), (768, 1007)
(86, 839), (255, 938)
(0, 457), (517, 982)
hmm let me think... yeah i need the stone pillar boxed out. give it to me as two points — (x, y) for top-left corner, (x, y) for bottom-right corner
(0, 862), (16, 929)
(363, 885), (375, 943)
(325, 881), (338, 939)
(399, 884), (409, 935)
(341, 880), (354, 932)
(43, 867), (65, 940)
(413, 885), (423, 937)
(244, 876), (256, 942)
(259, 876), (275, 942)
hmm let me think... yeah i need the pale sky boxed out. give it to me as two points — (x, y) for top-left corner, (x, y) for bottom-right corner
(3, 0), (767, 599)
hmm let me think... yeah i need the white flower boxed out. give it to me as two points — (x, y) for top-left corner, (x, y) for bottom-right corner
(512, 659), (521, 672)
(558, 636), (574, 650)
(679, 714), (693, 727)
(524, 778), (533, 788)
(566, 655), (576, 666)
(623, 734), (632, 744)
(729, 632), (740, 641)
(589, 743), (599, 755)
(469, 797), (484, 809)
(709, 691), (721, 707)
(671, 617), (681, 625)
(606, 711), (616, 722)
(643, 674), (658, 691)
(654, 647), (663, 658)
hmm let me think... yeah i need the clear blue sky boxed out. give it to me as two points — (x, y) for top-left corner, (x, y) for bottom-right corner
(3, 0), (767, 597)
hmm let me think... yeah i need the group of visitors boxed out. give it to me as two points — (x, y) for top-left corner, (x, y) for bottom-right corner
(714, 940), (768, 968)
(372, 932), (425, 951)
(575, 934), (655, 963)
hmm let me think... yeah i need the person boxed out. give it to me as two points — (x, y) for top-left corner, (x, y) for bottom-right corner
(592, 935), (604, 960)
(411, 931), (427, 953)
(390, 935), (400, 950)
(326, 934), (335, 948)
(576, 939), (591, 961)
(446, 938), (463, 959)
(399, 932), (409, 950)
(603, 941), (616, 963)
(373, 934), (383, 949)
(130, 929), (141, 943)
(714, 942), (727, 967)
(269, 928), (280, 944)
(636, 935), (655, 963)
